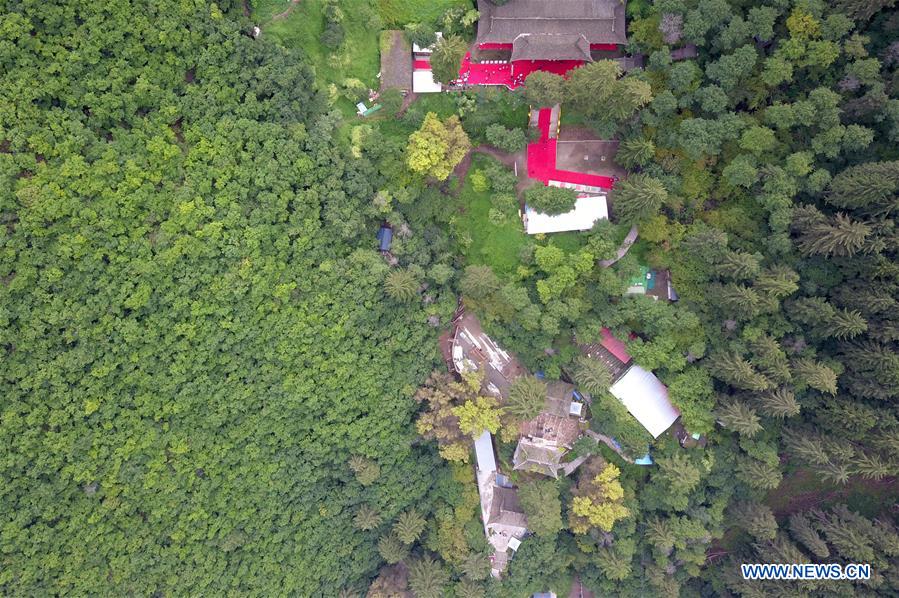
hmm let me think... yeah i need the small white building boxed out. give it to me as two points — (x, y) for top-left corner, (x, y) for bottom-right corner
(523, 194), (608, 235)
(412, 70), (442, 93)
(609, 365), (681, 438)
(412, 32), (444, 93)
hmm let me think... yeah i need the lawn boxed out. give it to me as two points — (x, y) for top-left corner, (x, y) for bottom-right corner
(377, 0), (473, 27)
(453, 155), (528, 279)
(255, 0), (381, 114)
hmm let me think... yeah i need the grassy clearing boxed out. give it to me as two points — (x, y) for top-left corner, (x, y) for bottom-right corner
(256, 0), (381, 114)
(377, 0), (472, 27)
(453, 155), (528, 279)
(766, 468), (899, 520)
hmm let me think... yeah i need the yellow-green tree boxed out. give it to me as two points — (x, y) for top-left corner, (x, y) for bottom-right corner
(569, 460), (630, 533)
(406, 112), (471, 181)
(452, 397), (502, 436)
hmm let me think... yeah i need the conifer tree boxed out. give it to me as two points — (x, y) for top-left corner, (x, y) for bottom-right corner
(616, 138), (656, 168)
(789, 513), (830, 558)
(377, 533), (409, 564)
(612, 174), (668, 224)
(792, 358), (838, 394)
(571, 355), (612, 396)
(749, 336), (792, 384)
(455, 579), (485, 598)
(645, 517), (676, 555)
(460, 552), (490, 581)
(816, 460), (852, 485)
(393, 509), (426, 544)
(506, 376), (547, 420)
(719, 284), (762, 319)
(354, 505), (382, 531)
(407, 557), (448, 598)
(710, 352), (772, 391)
(796, 211), (872, 257)
(851, 451), (894, 481)
(784, 430), (831, 466)
(757, 387), (800, 418)
(735, 456), (783, 490)
(348, 455), (381, 485)
(716, 400), (763, 437)
(826, 160), (899, 214)
(731, 501), (778, 542)
(384, 269), (420, 303)
(830, 308), (868, 339)
(754, 265), (800, 298)
(716, 251), (762, 281)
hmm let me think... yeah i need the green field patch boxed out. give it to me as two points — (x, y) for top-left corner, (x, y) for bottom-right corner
(377, 0), (472, 27)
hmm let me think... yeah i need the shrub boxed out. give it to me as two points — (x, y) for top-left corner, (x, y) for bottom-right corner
(485, 124), (527, 152)
(524, 185), (578, 215)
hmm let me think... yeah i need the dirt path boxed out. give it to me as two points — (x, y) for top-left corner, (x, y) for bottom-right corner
(598, 225), (638, 267)
(266, 0), (302, 24)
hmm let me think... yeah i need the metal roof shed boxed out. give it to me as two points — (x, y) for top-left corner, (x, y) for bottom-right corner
(609, 366), (680, 438)
(474, 430), (497, 474)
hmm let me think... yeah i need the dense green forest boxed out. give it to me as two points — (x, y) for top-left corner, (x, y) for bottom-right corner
(2, 0), (898, 596)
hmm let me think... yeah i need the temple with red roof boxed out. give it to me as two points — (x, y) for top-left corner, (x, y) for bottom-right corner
(476, 0), (627, 57)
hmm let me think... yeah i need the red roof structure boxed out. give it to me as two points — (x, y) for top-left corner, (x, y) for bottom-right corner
(526, 107), (615, 190)
(600, 327), (632, 364)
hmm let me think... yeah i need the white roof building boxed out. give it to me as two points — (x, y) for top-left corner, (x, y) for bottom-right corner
(412, 69), (442, 93)
(523, 194), (608, 234)
(609, 365), (680, 438)
(474, 430), (497, 474)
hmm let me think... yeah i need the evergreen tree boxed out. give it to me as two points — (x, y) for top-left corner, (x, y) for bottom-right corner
(349, 455), (381, 485)
(429, 35), (467, 84)
(612, 174), (668, 225)
(730, 501), (778, 542)
(710, 352), (772, 392)
(831, 308), (868, 339)
(393, 509), (427, 544)
(354, 505), (382, 531)
(719, 284), (762, 319)
(716, 400), (763, 437)
(716, 251), (761, 281)
(385, 269), (420, 303)
(851, 451), (894, 481)
(407, 557), (448, 598)
(506, 376), (547, 420)
(784, 430), (831, 466)
(788, 513), (830, 558)
(826, 160), (899, 214)
(754, 265), (800, 298)
(460, 552), (490, 581)
(460, 265), (500, 302)
(377, 533), (409, 564)
(792, 358), (838, 394)
(749, 336), (792, 384)
(454, 578), (485, 598)
(757, 387), (800, 418)
(616, 138), (656, 168)
(735, 456), (782, 490)
(795, 210), (872, 257)
(571, 355), (612, 396)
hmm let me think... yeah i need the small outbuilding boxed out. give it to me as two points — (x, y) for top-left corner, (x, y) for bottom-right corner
(376, 225), (393, 252)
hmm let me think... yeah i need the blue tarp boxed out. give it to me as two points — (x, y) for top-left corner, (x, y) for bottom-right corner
(635, 454), (654, 466)
(376, 226), (392, 251)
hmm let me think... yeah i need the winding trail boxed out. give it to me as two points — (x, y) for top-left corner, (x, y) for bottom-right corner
(265, 0), (302, 25)
(598, 225), (638, 267)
